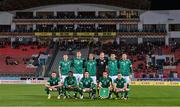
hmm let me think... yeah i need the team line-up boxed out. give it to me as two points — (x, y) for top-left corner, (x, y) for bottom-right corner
(45, 52), (132, 100)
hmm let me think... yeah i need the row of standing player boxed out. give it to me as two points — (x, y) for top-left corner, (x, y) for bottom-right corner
(59, 52), (133, 84)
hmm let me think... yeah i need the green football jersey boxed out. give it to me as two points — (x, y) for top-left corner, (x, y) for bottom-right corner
(114, 78), (126, 88)
(59, 60), (71, 75)
(79, 77), (94, 88)
(64, 76), (77, 87)
(119, 59), (132, 76)
(108, 59), (119, 76)
(86, 60), (97, 76)
(48, 77), (60, 86)
(73, 57), (84, 74)
(99, 77), (112, 88)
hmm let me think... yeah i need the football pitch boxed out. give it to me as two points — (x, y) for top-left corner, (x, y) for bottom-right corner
(0, 84), (180, 106)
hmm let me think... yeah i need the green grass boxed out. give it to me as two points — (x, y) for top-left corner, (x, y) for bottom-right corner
(0, 85), (180, 106)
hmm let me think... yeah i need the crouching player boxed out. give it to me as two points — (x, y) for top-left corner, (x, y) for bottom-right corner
(63, 71), (79, 99)
(45, 72), (62, 99)
(114, 73), (129, 100)
(98, 71), (113, 99)
(79, 71), (96, 99)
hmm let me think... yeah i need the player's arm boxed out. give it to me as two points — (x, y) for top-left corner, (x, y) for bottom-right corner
(113, 79), (117, 91)
(52, 78), (62, 88)
(45, 81), (50, 88)
(58, 62), (62, 78)
(129, 60), (133, 79)
(98, 80), (102, 89)
(109, 79), (113, 90)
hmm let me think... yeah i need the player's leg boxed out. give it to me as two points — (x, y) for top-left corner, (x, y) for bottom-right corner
(91, 88), (96, 99)
(57, 87), (61, 99)
(45, 87), (51, 99)
(73, 87), (79, 99)
(63, 87), (70, 99)
(96, 73), (101, 97)
(124, 86), (130, 100)
(79, 88), (84, 99)
(124, 76), (131, 100)
(108, 87), (113, 99)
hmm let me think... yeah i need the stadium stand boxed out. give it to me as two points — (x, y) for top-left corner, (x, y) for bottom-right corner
(0, 2), (179, 81)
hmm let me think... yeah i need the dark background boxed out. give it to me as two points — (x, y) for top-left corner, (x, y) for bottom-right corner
(150, 0), (179, 10)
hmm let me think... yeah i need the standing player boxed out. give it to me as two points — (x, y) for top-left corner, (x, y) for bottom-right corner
(59, 54), (71, 82)
(72, 51), (85, 82)
(108, 53), (119, 81)
(85, 53), (97, 84)
(79, 71), (96, 99)
(63, 71), (79, 99)
(45, 72), (62, 99)
(96, 52), (108, 82)
(98, 71), (113, 99)
(119, 53), (132, 99)
(113, 73), (129, 100)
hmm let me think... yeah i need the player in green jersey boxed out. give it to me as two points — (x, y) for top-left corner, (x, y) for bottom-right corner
(119, 54), (133, 84)
(98, 71), (113, 99)
(72, 51), (85, 82)
(85, 53), (97, 84)
(108, 53), (119, 81)
(45, 72), (62, 99)
(79, 71), (96, 99)
(59, 54), (71, 82)
(63, 71), (79, 99)
(113, 73), (129, 100)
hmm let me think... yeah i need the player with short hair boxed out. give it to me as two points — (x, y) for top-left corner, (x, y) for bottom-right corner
(119, 53), (132, 99)
(72, 51), (85, 82)
(108, 53), (119, 81)
(59, 54), (71, 82)
(63, 71), (79, 99)
(113, 73), (129, 100)
(85, 53), (97, 84)
(79, 71), (96, 99)
(98, 71), (113, 99)
(45, 72), (62, 99)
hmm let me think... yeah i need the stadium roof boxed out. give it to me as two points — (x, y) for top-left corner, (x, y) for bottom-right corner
(0, 0), (151, 11)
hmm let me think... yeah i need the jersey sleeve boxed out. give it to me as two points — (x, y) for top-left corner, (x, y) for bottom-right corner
(129, 60), (133, 74)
